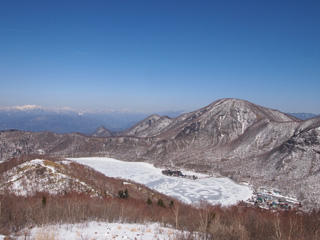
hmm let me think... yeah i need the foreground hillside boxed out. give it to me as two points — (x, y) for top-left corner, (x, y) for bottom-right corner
(0, 156), (320, 239)
(1, 98), (320, 208)
(0, 156), (175, 204)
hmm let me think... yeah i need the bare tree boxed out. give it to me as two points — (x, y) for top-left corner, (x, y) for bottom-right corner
(198, 202), (215, 240)
(170, 201), (180, 229)
(274, 214), (282, 240)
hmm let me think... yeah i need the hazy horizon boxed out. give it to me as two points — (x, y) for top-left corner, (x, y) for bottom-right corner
(1, 1), (319, 113)
(0, 98), (319, 115)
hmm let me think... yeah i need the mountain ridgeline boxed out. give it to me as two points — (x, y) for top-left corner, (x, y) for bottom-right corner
(288, 112), (318, 120)
(92, 126), (113, 137)
(1, 98), (320, 208)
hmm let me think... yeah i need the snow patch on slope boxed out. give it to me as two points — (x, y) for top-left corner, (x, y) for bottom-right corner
(17, 222), (185, 240)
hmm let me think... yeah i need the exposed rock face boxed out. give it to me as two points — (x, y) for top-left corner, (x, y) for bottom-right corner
(92, 126), (113, 137)
(1, 98), (320, 208)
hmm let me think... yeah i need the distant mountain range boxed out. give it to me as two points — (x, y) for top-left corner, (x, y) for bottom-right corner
(0, 105), (317, 135)
(1, 99), (320, 208)
(0, 106), (183, 134)
(288, 112), (318, 120)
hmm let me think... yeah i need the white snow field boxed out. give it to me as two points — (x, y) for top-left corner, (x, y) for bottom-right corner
(69, 157), (253, 206)
(17, 222), (186, 240)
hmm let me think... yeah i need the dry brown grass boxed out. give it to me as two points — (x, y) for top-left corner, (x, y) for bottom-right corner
(34, 229), (56, 240)
(43, 160), (63, 170)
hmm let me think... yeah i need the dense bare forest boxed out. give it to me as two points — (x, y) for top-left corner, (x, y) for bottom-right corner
(1, 192), (320, 239)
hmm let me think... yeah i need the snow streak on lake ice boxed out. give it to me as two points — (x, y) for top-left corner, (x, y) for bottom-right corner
(69, 157), (252, 206)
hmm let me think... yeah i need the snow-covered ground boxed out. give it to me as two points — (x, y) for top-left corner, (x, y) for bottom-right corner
(69, 157), (253, 206)
(16, 222), (185, 240)
(1, 159), (98, 196)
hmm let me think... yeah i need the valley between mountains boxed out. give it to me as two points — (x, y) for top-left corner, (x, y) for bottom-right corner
(1, 98), (320, 208)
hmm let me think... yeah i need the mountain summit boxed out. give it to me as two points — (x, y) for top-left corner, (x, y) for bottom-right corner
(152, 98), (298, 139)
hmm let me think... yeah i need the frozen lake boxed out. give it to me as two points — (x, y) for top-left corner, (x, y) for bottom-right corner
(68, 157), (252, 206)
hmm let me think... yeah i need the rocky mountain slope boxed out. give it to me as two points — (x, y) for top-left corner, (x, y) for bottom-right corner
(121, 114), (172, 137)
(0, 98), (319, 208)
(92, 126), (113, 137)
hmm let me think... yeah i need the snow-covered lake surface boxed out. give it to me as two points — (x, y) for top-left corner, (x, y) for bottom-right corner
(17, 222), (183, 240)
(69, 157), (253, 206)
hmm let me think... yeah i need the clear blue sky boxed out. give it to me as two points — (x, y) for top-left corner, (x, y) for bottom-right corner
(0, 0), (319, 113)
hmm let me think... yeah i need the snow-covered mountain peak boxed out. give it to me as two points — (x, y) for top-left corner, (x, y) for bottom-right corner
(205, 98), (298, 122)
(0, 104), (43, 111)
